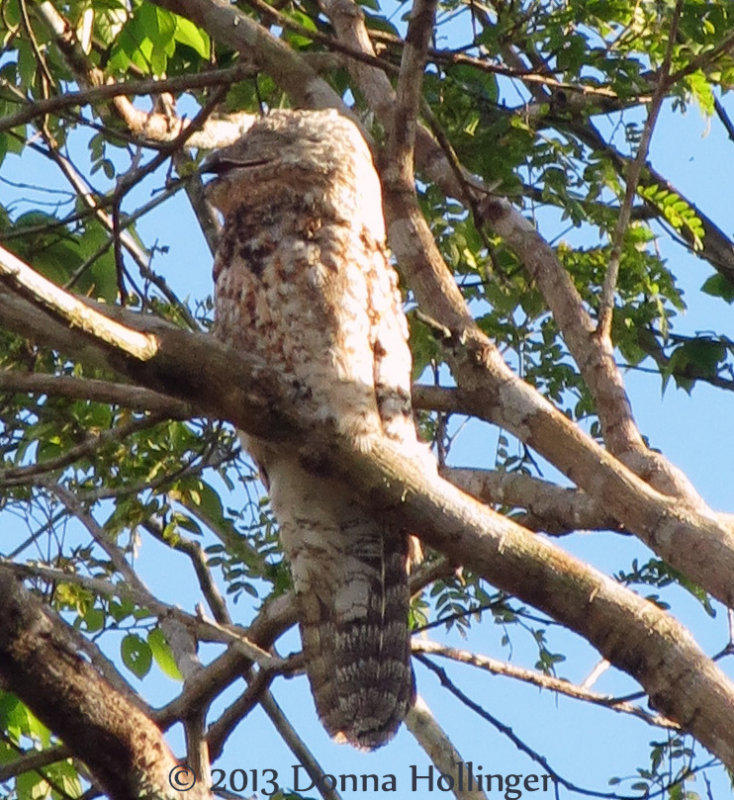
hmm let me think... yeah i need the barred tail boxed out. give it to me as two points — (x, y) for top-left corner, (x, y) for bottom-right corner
(292, 519), (414, 750)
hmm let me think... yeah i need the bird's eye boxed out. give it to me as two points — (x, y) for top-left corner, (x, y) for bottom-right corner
(202, 157), (271, 176)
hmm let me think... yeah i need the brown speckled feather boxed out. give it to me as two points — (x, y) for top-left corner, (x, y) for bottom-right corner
(207, 109), (431, 749)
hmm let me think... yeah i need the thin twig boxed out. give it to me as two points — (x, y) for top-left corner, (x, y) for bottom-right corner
(0, 412), (166, 487)
(0, 66), (253, 134)
(597, 1), (682, 337)
(5, 557), (282, 669)
(204, 665), (281, 758)
(413, 639), (678, 729)
(0, 371), (192, 419)
(416, 653), (658, 800)
(50, 484), (144, 586)
(258, 691), (344, 800)
(143, 518), (230, 624)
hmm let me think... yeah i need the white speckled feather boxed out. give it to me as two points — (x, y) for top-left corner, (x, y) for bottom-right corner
(208, 109), (432, 749)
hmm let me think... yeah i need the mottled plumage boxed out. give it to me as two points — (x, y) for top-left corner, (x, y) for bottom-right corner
(206, 109), (428, 749)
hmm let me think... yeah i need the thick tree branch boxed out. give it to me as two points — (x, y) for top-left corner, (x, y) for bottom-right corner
(0, 570), (210, 800)
(3, 256), (734, 767)
(388, 0), (436, 180)
(316, 0), (698, 511)
(5, 556), (298, 753)
(442, 467), (623, 534)
(476, 197), (655, 469)
(0, 246), (157, 359)
(389, 38), (652, 480)
(382, 6), (711, 507)
(3, 550), (282, 673)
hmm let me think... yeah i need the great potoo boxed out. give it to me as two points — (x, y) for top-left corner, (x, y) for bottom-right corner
(205, 109), (430, 750)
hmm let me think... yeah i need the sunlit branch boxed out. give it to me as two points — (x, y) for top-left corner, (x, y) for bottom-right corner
(413, 640), (678, 729)
(598, 1), (682, 337)
(406, 694), (488, 800)
(0, 66), (254, 135)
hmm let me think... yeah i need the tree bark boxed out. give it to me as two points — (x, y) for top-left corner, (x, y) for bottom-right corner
(0, 570), (210, 800)
(3, 252), (734, 769)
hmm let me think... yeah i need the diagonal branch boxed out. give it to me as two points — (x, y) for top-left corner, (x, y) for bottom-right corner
(3, 254), (734, 767)
(0, 245), (157, 360)
(597, 0), (682, 337)
(142, 518), (230, 625)
(148, 0), (347, 113)
(442, 467), (624, 534)
(388, 0), (437, 181)
(316, 0), (699, 508)
(567, 118), (734, 285)
(416, 653), (656, 800)
(412, 639), (678, 729)
(406, 695), (489, 800)
(0, 569), (211, 800)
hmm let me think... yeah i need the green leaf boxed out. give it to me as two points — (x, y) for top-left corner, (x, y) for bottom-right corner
(108, 598), (135, 623)
(174, 16), (211, 58)
(685, 69), (715, 115)
(701, 273), (734, 303)
(82, 607), (105, 633)
(16, 768), (49, 800)
(44, 759), (83, 799)
(15, 39), (37, 88)
(148, 628), (184, 680)
(0, 693), (31, 741)
(121, 633), (153, 679)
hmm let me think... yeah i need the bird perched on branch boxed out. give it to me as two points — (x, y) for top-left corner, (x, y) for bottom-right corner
(205, 108), (430, 749)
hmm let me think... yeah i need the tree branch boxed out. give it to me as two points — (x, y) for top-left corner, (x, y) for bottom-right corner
(0, 246), (157, 359)
(0, 370), (191, 418)
(3, 254), (734, 767)
(0, 569), (210, 800)
(598, 0), (682, 337)
(0, 66), (253, 136)
(388, 0), (436, 181)
(0, 412), (167, 487)
(142, 518), (231, 626)
(442, 467), (624, 534)
(0, 745), (71, 785)
(406, 694), (489, 800)
(412, 639), (678, 729)
(148, 0), (347, 113)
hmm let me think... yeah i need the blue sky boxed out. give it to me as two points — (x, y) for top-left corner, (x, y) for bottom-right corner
(3, 24), (734, 800)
